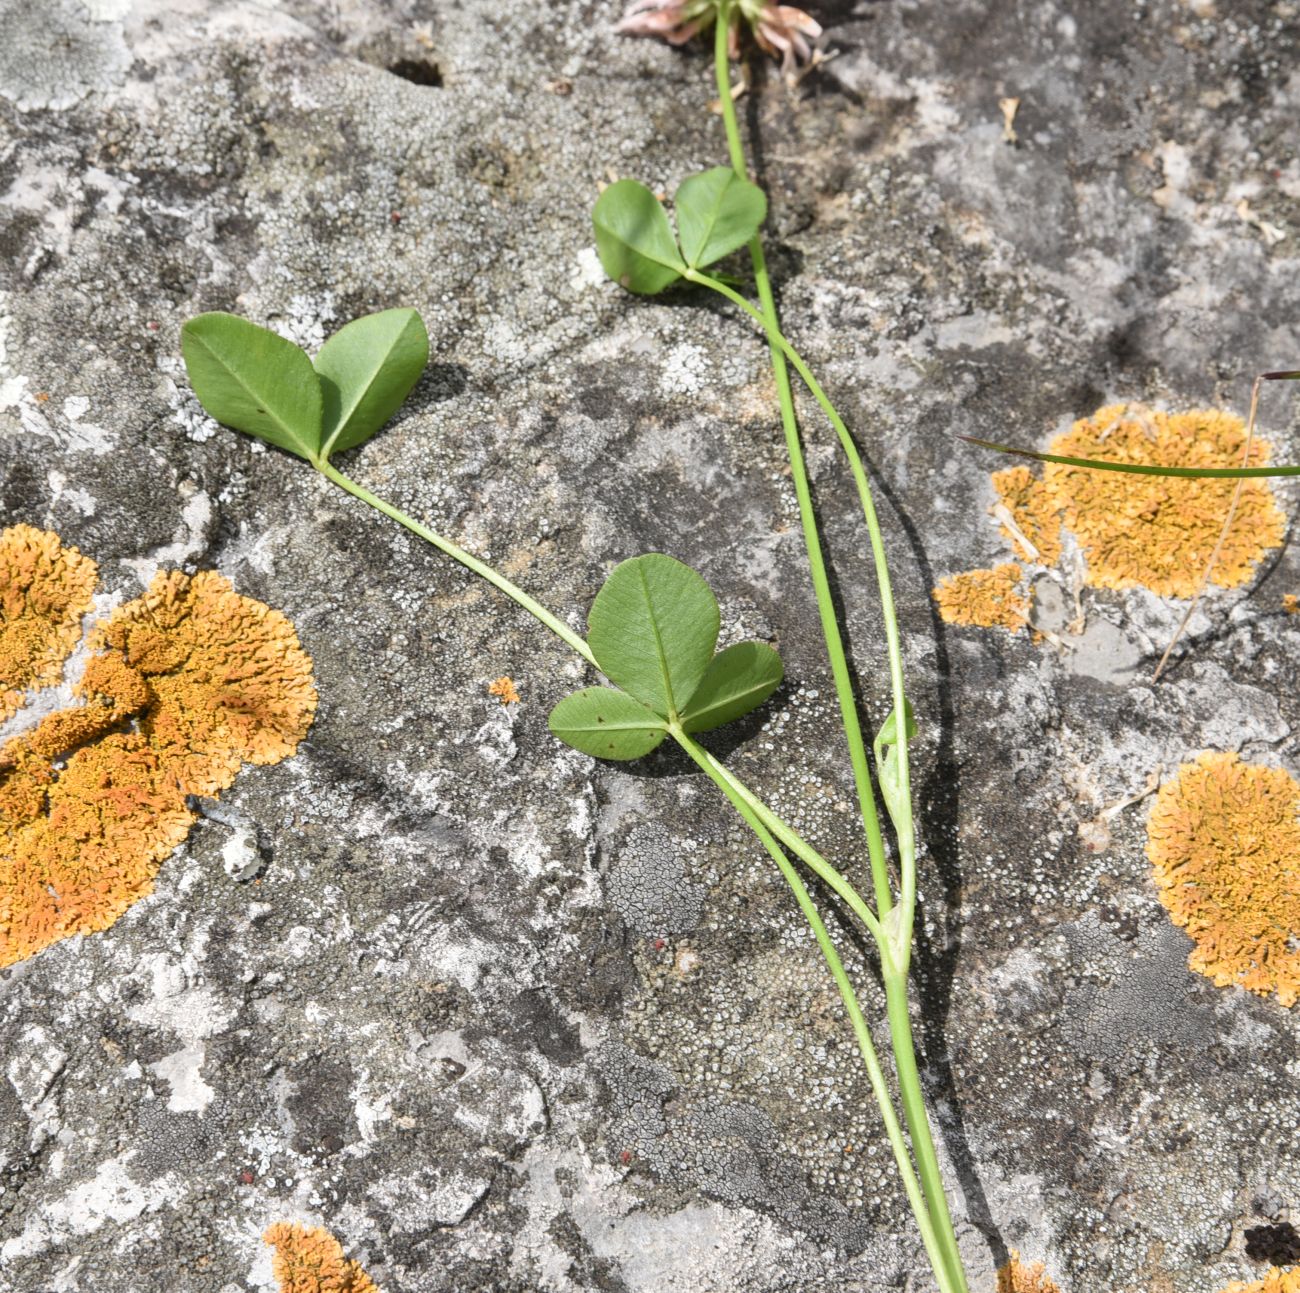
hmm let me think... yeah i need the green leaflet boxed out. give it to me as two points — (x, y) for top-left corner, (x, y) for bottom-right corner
(592, 180), (686, 295)
(551, 556), (783, 761)
(181, 313), (323, 461)
(547, 687), (668, 760)
(182, 309), (430, 464)
(674, 167), (767, 270)
(316, 308), (430, 457)
(587, 553), (719, 719)
(592, 170), (766, 295)
(679, 641), (783, 732)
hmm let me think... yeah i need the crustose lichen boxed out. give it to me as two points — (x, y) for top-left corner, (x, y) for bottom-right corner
(1146, 751), (1300, 1007)
(264, 1222), (379, 1293)
(0, 523), (97, 722)
(0, 542), (316, 967)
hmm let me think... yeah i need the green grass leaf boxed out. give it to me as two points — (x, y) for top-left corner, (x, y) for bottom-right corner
(316, 309), (430, 458)
(548, 687), (668, 760)
(181, 313), (323, 461)
(587, 554), (719, 719)
(674, 168), (767, 270)
(961, 434), (1300, 478)
(592, 180), (686, 295)
(680, 641), (783, 732)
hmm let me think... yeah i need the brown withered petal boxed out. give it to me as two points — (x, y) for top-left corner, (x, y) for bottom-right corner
(754, 4), (823, 71)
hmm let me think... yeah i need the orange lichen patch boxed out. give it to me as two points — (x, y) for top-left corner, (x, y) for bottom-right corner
(997, 1252), (1063, 1293)
(0, 567), (316, 967)
(1042, 405), (1284, 597)
(932, 564), (1030, 633)
(264, 1223), (380, 1293)
(992, 466), (1063, 564)
(488, 675), (520, 705)
(1219, 1267), (1300, 1293)
(0, 525), (98, 721)
(1146, 751), (1300, 1006)
(1284, 594), (1299, 615)
(92, 570), (318, 795)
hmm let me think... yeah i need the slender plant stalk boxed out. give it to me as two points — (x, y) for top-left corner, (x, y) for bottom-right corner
(671, 726), (959, 1293)
(711, 8), (895, 922)
(316, 453), (965, 1287)
(707, 18), (967, 1290)
(318, 460), (596, 667)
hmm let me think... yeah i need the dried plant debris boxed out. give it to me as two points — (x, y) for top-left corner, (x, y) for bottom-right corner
(992, 466), (1063, 565)
(1219, 1267), (1300, 1293)
(0, 524), (98, 721)
(996, 1252), (1063, 1293)
(1146, 751), (1300, 1007)
(931, 563), (1030, 633)
(0, 558), (316, 967)
(264, 1223), (380, 1293)
(936, 405), (1286, 633)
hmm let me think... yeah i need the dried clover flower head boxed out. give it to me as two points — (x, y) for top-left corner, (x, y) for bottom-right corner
(997, 1252), (1063, 1293)
(264, 1223), (379, 1293)
(1146, 751), (1300, 1007)
(1, 560), (316, 968)
(618, 0), (823, 72)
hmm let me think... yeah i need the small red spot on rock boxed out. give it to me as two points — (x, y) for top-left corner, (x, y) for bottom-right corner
(239, 1169), (255, 1184)
(653, 938), (665, 951)
(619, 1149), (632, 1165)
(146, 321), (160, 331)
(390, 211), (402, 225)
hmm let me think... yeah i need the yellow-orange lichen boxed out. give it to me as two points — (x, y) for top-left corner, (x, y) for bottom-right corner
(1043, 405), (1284, 597)
(488, 675), (520, 705)
(932, 563), (1029, 633)
(1284, 594), (1299, 615)
(997, 1252), (1063, 1293)
(264, 1223), (379, 1293)
(1146, 751), (1300, 1006)
(0, 565), (316, 967)
(1219, 1267), (1300, 1293)
(992, 466), (1063, 565)
(0, 525), (98, 721)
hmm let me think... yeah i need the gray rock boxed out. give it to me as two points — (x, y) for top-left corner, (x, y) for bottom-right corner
(1, 0), (1298, 1290)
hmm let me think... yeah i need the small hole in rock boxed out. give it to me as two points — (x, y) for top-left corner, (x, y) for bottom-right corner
(388, 58), (442, 87)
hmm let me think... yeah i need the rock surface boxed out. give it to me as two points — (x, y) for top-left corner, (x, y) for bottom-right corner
(1, 1), (1299, 1290)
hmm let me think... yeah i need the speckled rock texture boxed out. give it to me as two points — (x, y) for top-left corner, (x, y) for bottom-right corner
(1, 1), (1299, 1290)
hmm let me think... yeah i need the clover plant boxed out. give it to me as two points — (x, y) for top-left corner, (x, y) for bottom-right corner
(181, 303), (959, 1290)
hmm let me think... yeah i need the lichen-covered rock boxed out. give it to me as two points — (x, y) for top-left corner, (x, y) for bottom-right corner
(1, 0), (1298, 1291)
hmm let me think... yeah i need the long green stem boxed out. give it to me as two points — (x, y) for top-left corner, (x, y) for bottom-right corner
(708, 27), (964, 1292)
(672, 727), (959, 1293)
(687, 265), (920, 926)
(712, 9), (894, 923)
(316, 452), (957, 1287)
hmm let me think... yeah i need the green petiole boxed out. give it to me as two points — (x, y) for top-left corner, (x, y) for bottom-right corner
(707, 15), (965, 1289)
(710, 6), (897, 926)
